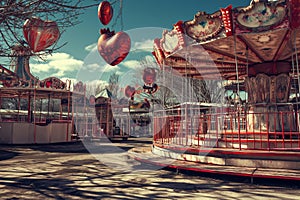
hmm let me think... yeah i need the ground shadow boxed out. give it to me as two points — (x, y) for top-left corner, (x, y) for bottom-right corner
(0, 150), (19, 161)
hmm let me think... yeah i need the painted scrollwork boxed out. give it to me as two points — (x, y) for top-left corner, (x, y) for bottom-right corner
(41, 77), (66, 90)
(160, 21), (186, 54)
(275, 73), (290, 103)
(256, 73), (270, 103)
(246, 73), (290, 104)
(235, 1), (287, 31)
(184, 11), (223, 42)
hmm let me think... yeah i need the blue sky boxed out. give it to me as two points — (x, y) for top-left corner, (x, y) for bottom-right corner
(60, 0), (250, 61)
(26, 0), (251, 90)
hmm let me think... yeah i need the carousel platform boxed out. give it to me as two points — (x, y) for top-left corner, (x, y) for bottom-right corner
(129, 145), (300, 182)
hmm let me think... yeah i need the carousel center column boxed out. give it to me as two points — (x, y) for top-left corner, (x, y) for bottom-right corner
(245, 61), (295, 132)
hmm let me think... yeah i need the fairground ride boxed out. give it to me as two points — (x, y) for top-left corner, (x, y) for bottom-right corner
(151, 0), (300, 171)
(0, 45), (86, 144)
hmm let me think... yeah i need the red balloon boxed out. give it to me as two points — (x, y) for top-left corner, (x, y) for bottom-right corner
(46, 80), (52, 88)
(98, 1), (113, 26)
(98, 28), (131, 66)
(23, 17), (60, 52)
(125, 85), (136, 98)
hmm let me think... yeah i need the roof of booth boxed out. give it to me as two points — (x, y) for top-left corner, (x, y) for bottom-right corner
(95, 88), (113, 99)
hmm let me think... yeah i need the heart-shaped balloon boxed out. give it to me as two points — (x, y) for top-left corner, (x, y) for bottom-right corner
(98, 1), (113, 26)
(98, 28), (131, 66)
(23, 17), (60, 52)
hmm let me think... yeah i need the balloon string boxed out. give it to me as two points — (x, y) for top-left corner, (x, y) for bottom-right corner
(111, 0), (124, 31)
(110, 0), (118, 5)
(120, 0), (123, 30)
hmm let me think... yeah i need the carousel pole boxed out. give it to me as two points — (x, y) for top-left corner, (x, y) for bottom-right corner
(33, 80), (37, 143)
(291, 46), (298, 129)
(171, 64), (174, 106)
(84, 85), (88, 138)
(233, 35), (240, 103)
(188, 54), (193, 145)
(180, 56), (184, 145)
(293, 31), (300, 139)
(0, 92), (2, 121)
(246, 46), (249, 77)
(66, 86), (71, 141)
(184, 50), (188, 146)
(246, 46), (249, 102)
(233, 34), (241, 150)
(70, 80), (75, 140)
(294, 32), (300, 107)
(59, 92), (62, 121)
(27, 81), (32, 123)
(17, 93), (20, 122)
(162, 54), (165, 109)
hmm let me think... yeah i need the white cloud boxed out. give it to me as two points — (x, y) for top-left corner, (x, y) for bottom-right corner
(79, 38), (156, 80)
(49, 58), (82, 71)
(121, 60), (140, 70)
(85, 79), (109, 96)
(60, 77), (77, 84)
(51, 70), (65, 77)
(132, 39), (154, 51)
(30, 52), (83, 78)
(85, 63), (101, 72)
(115, 71), (124, 76)
(85, 43), (97, 52)
(85, 79), (108, 87)
(60, 77), (77, 90)
(102, 64), (120, 73)
(121, 56), (157, 71)
(29, 63), (52, 73)
(46, 52), (71, 60)
(57, 77), (108, 93)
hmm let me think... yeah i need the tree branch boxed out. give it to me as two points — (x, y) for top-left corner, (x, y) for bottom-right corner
(0, 0), (98, 58)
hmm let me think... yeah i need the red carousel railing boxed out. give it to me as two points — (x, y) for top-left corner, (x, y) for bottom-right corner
(153, 106), (300, 151)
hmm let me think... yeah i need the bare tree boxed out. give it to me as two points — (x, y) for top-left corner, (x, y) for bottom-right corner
(108, 72), (119, 98)
(152, 85), (175, 107)
(85, 81), (108, 98)
(0, 0), (98, 58)
(192, 78), (225, 103)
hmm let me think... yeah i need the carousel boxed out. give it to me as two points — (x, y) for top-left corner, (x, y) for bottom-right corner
(151, 0), (300, 170)
(0, 15), (93, 144)
(0, 45), (86, 144)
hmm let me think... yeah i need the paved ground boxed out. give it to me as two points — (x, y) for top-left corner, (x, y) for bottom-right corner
(0, 138), (300, 200)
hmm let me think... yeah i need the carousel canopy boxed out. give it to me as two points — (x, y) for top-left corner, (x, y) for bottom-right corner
(0, 45), (67, 90)
(152, 0), (300, 80)
(0, 64), (18, 82)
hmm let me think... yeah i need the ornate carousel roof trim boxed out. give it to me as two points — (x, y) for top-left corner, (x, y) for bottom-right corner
(152, 0), (300, 80)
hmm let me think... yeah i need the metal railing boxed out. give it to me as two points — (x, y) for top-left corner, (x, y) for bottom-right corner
(153, 107), (300, 151)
